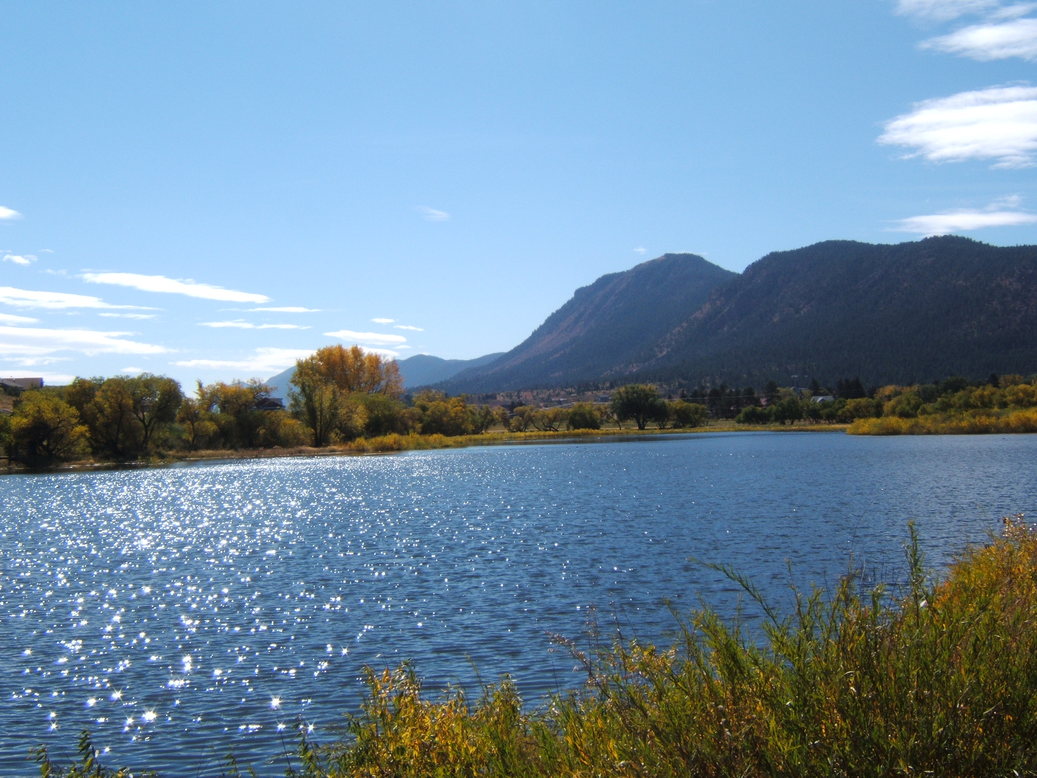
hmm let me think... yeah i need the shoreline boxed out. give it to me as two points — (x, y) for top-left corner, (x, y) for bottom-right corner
(1, 423), (850, 476)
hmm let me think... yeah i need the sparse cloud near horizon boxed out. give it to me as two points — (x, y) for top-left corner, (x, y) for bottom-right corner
(98, 312), (158, 320)
(325, 329), (408, 346)
(394, 324), (423, 332)
(82, 272), (271, 303)
(249, 306), (321, 313)
(173, 346), (318, 375)
(199, 319), (310, 330)
(417, 206), (450, 222)
(891, 196), (1037, 233)
(896, 0), (999, 21)
(2, 253), (36, 265)
(879, 84), (1037, 168)
(922, 16), (1037, 60)
(0, 325), (170, 357)
(0, 286), (154, 310)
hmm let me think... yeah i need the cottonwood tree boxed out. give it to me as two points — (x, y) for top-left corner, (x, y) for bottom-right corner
(611, 384), (667, 430)
(290, 345), (404, 445)
(9, 391), (88, 467)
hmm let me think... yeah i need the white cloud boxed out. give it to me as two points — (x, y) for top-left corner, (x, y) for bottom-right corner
(394, 324), (424, 332)
(2, 253), (36, 266)
(199, 320), (310, 330)
(891, 198), (1037, 233)
(249, 306), (321, 313)
(0, 286), (153, 310)
(324, 329), (408, 345)
(896, 0), (999, 20)
(0, 312), (38, 324)
(82, 272), (270, 303)
(923, 16), (1037, 59)
(0, 325), (170, 357)
(119, 366), (144, 375)
(371, 317), (395, 324)
(0, 206), (22, 220)
(879, 84), (1037, 168)
(417, 205), (450, 222)
(98, 312), (158, 320)
(174, 347), (316, 374)
(633, 247), (648, 255)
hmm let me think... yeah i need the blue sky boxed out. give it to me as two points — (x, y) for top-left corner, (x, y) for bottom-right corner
(2, 0), (1036, 389)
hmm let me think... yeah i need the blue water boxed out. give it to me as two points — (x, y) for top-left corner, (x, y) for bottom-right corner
(1, 432), (1035, 775)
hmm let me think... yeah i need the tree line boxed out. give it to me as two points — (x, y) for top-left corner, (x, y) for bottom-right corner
(0, 347), (715, 468)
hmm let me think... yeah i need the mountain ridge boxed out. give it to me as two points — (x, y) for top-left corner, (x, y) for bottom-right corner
(441, 236), (1037, 393)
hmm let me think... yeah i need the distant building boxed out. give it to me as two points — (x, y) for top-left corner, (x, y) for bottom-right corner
(1, 377), (43, 394)
(253, 396), (286, 412)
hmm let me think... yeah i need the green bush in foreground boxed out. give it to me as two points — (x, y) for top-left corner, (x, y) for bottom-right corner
(38, 519), (1037, 776)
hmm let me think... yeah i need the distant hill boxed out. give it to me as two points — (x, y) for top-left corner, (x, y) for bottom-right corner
(440, 253), (736, 392)
(442, 237), (1037, 393)
(397, 352), (505, 388)
(264, 351), (504, 398)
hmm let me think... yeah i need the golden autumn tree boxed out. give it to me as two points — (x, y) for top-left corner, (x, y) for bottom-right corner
(290, 345), (404, 446)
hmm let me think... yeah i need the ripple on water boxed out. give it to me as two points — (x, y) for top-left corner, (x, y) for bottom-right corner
(1, 435), (1035, 774)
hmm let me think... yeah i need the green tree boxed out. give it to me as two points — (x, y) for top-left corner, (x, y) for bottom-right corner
(668, 400), (708, 428)
(532, 407), (567, 432)
(508, 405), (537, 432)
(197, 380), (274, 449)
(412, 391), (472, 436)
(9, 391), (88, 467)
(611, 384), (666, 430)
(175, 396), (219, 450)
(567, 402), (602, 431)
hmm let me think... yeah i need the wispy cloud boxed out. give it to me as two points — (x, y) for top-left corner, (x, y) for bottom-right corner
(393, 324), (424, 332)
(249, 306), (321, 313)
(199, 320), (310, 330)
(324, 329), (408, 346)
(173, 347), (316, 375)
(633, 247), (648, 255)
(417, 205), (450, 222)
(2, 253), (36, 266)
(82, 272), (270, 303)
(0, 206), (22, 221)
(879, 84), (1037, 168)
(896, 0), (999, 21)
(0, 312), (37, 324)
(923, 16), (1037, 59)
(0, 286), (153, 310)
(891, 196), (1037, 233)
(0, 325), (169, 356)
(98, 312), (158, 320)
(371, 317), (395, 324)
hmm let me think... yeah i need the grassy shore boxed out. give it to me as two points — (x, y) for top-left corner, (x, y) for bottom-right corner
(38, 517), (1037, 776)
(849, 408), (1037, 435)
(3, 422), (848, 475)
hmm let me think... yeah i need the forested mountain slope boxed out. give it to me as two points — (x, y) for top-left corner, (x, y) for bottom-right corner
(444, 237), (1037, 392)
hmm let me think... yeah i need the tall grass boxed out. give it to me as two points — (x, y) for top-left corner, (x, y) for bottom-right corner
(850, 408), (1037, 435)
(38, 519), (1037, 776)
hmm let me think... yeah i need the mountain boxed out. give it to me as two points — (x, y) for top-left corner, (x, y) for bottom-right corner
(440, 253), (737, 392)
(396, 352), (505, 388)
(444, 237), (1037, 393)
(264, 351), (504, 398)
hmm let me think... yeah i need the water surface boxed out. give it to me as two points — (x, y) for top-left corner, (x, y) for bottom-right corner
(1, 432), (1034, 774)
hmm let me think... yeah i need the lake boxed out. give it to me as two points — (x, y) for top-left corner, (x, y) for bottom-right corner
(2, 431), (1035, 775)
